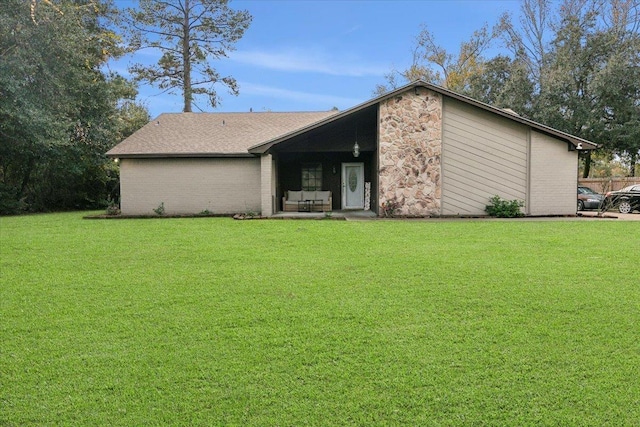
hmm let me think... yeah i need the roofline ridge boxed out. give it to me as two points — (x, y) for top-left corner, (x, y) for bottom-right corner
(153, 110), (337, 117)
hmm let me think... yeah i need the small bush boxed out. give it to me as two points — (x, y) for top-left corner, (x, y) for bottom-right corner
(381, 199), (400, 217)
(106, 203), (121, 216)
(153, 202), (165, 216)
(485, 195), (524, 218)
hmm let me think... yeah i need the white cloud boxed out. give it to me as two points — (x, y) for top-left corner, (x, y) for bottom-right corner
(131, 46), (165, 61)
(239, 82), (364, 109)
(342, 25), (363, 36)
(229, 48), (388, 77)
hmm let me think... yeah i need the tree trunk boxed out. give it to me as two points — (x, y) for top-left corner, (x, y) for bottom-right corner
(582, 150), (591, 178)
(182, 0), (192, 112)
(630, 153), (637, 177)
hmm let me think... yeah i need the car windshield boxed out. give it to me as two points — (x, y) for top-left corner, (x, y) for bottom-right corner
(579, 187), (597, 194)
(618, 185), (639, 192)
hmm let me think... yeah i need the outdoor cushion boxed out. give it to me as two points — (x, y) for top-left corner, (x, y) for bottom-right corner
(316, 191), (330, 202)
(287, 190), (302, 201)
(302, 190), (316, 200)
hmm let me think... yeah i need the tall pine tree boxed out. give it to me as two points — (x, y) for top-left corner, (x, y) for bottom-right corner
(125, 0), (252, 112)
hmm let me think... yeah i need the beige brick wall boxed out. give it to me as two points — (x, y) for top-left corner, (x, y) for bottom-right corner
(120, 157), (261, 215)
(260, 154), (275, 216)
(529, 131), (578, 215)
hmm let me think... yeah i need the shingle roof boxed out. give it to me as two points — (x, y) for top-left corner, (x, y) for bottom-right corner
(107, 80), (598, 158)
(106, 111), (338, 158)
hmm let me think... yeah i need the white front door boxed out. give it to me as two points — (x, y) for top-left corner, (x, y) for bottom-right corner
(342, 163), (364, 209)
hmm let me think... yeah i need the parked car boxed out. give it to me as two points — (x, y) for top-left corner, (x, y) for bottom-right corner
(602, 184), (640, 213)
(577, 186), (604, 211)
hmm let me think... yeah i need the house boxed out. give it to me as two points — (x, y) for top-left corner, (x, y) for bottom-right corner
(106, 80), (598, 217)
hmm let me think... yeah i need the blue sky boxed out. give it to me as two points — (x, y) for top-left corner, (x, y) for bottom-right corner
(109, 0), (523, 118)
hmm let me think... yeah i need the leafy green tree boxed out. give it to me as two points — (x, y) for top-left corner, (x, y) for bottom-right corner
(125, 0), (252, 112)
(532, 6), (606, 177)
(416, 23), (495, 92)
(466, 55), (534, 114)
(0, 0), (148, 213)
(529, 1), (640, 177)
(379, 0), (640, 177)
(591, 16), (640, 176)
(373, 23), (497, 96)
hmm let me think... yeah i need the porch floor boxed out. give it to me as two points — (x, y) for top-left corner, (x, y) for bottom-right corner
(271, 209), (377, 220)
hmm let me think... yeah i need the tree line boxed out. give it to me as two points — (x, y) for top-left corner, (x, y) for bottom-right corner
(1, 0), (143, 214)
(0, 0), (251, 214)
(377, 0), (640, 178)
(2, 0), (637, 215)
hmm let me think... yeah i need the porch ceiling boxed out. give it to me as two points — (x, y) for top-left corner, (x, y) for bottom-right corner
(257, 105), (378, 154)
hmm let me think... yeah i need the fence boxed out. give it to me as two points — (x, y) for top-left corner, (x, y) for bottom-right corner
(578, 178), (640, 194)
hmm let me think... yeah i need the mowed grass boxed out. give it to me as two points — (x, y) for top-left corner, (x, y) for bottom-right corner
(1, 213), (639, 426)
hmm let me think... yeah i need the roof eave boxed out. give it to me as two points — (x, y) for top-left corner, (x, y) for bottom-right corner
(397, 81), (602, 150)
(248, 80), (599, 154)
(106, 152), (255, 159)
(409, 80), (600, 150)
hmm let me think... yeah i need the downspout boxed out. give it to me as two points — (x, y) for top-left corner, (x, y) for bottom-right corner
(525, 129), (532, 216)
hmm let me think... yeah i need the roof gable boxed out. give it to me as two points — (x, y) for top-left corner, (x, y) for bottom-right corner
(248, 80), (598, 154)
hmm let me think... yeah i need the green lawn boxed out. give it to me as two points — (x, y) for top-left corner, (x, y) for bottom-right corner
(1, 213), (639, 425)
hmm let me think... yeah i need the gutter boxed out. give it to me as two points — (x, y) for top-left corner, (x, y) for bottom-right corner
(105, 152), (256, 159)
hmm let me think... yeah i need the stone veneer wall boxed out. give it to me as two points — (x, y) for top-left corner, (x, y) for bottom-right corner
(378, 87), (442, 216)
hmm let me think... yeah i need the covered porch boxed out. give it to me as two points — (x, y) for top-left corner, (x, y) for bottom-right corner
(253, 104), (379, 216)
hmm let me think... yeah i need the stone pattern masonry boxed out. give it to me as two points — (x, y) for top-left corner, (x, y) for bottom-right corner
(378, 87), (442, 216)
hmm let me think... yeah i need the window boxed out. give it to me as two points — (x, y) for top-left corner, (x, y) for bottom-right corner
(302, 163), (322, 191)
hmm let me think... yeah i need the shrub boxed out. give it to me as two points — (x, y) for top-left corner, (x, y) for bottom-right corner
(485, 195), (524, 218)
(105, 203), (121, 216)
(153, 202), (165, 216)
(381, 199), (400, 217)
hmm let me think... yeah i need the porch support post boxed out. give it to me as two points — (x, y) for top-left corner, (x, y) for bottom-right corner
(260, 154), (275, 216)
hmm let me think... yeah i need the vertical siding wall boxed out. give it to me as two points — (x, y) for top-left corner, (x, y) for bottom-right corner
(529, 131), (577, 215)
(120, 158), (261, 215)
(441, 99), (528, 215)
